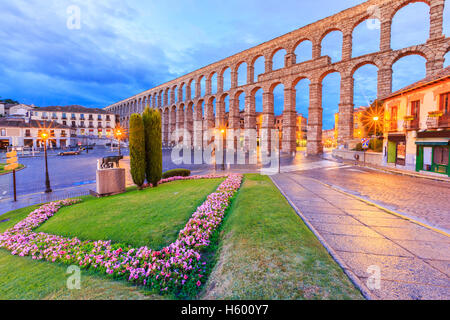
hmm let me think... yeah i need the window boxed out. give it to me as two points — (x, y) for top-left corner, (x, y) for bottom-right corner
(434, 146), (449, 166)
(440, 92), (450, 115)
(52, 112), (57, 119)
(98, 115), (102, 120)
(411, 100), (420, 118)
(1, 128), (5, 136)
(62, 113), (67, 119)
(389, 106), (398, 130)
(80, 114), (85, 120)
(25, 129), (31, 137)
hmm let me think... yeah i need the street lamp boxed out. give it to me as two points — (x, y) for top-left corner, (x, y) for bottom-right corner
(39, 131), (52, 193)
(114, 127), (123, 157)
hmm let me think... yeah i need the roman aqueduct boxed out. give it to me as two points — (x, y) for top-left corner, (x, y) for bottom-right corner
(104, 0), (450, 155)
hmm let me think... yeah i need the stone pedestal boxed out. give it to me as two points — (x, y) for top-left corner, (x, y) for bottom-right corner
(96, 168), (126, 196)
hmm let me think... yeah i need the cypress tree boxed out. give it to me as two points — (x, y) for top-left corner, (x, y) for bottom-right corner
(143, 107), (162, 187)
(129, 113), (146, 188)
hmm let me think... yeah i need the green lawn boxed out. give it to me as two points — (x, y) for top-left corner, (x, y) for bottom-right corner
(0, 163), (24, 175)
(201, 174), (363, 300)
(0, 251), (166, 300)
(0, 174), (362, 300)
(36, 178), (224, 249)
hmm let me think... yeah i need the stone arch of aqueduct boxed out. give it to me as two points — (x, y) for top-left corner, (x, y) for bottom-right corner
(105, 0), (450, 155)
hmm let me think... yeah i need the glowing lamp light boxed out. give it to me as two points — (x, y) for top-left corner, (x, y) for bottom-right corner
(373, 116), (379, 121)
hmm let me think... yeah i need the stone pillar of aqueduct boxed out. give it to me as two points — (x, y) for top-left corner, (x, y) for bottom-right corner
(105, 0), (449, 155)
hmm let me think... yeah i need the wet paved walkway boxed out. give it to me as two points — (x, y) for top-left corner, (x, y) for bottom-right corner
(271, 173), (450, 300)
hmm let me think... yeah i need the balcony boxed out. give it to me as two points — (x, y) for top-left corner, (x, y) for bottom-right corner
(386, 120), (398, 132)
(403, 116), (419, 131)
(438, 114), (450, 128)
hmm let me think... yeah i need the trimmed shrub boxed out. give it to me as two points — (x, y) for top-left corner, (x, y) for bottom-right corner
(162, 168), (191, 179)
(129, 114), (146, 188)
(143, 107), (162, 187)
(369, 138), (383, 152)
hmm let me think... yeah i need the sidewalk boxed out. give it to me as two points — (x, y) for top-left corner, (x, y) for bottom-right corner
(271, 173), (450, 300)
(0, 184), (92, 216)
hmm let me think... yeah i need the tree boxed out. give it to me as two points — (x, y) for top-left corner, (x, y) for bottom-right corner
(143, 106), (162, 187)
(129, 113), (146, 188)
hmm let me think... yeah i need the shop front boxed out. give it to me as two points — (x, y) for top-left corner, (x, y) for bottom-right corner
(415, 131), (450, 177)
(387, 134), (406, 166)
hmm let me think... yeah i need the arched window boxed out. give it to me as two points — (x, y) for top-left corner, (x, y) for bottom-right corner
(352, 19), (380, 57)
(392, 55), (426, 92)
(295, 78), (310, 118)
(222, 68), (231, 92)
(272, 49), (287, 70)
(272, 83), (285, 116)
(294, 40), (313, 63)
(210, 73), (218, 95)
(322, 72), (341, 130)
(321, 31), (343, 63)
(253, 56), (265, 82)
(444, 51), (450, 68)
(391, 2), (430, 50)
(353, 64), (378, 108)
(237, 63), (247, 87)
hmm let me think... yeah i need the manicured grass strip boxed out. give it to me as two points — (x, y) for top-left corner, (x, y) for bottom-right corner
(0, 163), (24, 175)
(36, 178), (224, 250)
(0, 250), (167, 300)
(202, 174), (363, 300)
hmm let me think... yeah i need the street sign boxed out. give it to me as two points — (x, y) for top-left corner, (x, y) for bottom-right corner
(6, 149), (18, 202)
(6, 157), (18, 164)
(6, 151), (17, 158)
(4, 163), (19, 171)
(361, 138), (370, 149)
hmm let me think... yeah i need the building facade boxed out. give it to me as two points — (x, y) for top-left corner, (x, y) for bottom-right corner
(0, 118), (76, 150)
(382, 66), (450, 177)
(30, 106), (116, 140)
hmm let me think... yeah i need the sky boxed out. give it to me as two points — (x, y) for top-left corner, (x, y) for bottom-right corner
(1, 0), (449, 130)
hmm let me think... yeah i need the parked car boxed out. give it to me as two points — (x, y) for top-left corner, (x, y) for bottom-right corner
(58, 150), (81, 156)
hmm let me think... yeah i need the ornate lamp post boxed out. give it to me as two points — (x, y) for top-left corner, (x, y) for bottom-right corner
(39, 131), (52, 193)
(114, 127), (123, 157)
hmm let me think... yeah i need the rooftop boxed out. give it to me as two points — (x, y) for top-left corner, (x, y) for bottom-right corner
(36, 105), (114, 115)
(382, 66), (450, 100)
(0, 118), (72, 129)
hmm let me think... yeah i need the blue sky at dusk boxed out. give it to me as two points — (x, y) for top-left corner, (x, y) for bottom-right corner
(1, 0), (449, 129)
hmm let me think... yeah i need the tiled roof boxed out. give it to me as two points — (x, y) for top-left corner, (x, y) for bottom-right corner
(382, 66), (450, 100)
(0, 119), (72, 129)
(36, 105), (114, 115)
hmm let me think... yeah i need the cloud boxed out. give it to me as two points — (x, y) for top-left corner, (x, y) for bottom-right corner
(0, 0), (437, 130)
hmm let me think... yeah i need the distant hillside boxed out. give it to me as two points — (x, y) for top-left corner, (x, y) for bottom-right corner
(0, 98), (19, 104)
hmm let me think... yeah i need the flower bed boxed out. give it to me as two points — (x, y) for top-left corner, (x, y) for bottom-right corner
(0, 174), (243, 296)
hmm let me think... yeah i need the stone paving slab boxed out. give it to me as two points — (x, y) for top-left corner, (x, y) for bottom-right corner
(313, 223), (384, 238)
(271, 173), (450, 300)
(338, 252), (450, 287)
(320, 233), (415, 257)
(361, 278), (450, 300)
(373, 226), (450, 243)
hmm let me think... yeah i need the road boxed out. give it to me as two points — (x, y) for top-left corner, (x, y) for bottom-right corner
(295, 165), (450, 232)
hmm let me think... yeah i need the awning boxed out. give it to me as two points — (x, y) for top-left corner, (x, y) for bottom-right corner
(415, 137), (450, 146)
(388, 134), (406, 142)
(415, 141), (449, 146)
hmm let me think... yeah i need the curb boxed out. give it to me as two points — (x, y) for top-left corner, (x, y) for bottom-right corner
(311, 178), (450, 238)
(270, 176), (375, 301)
